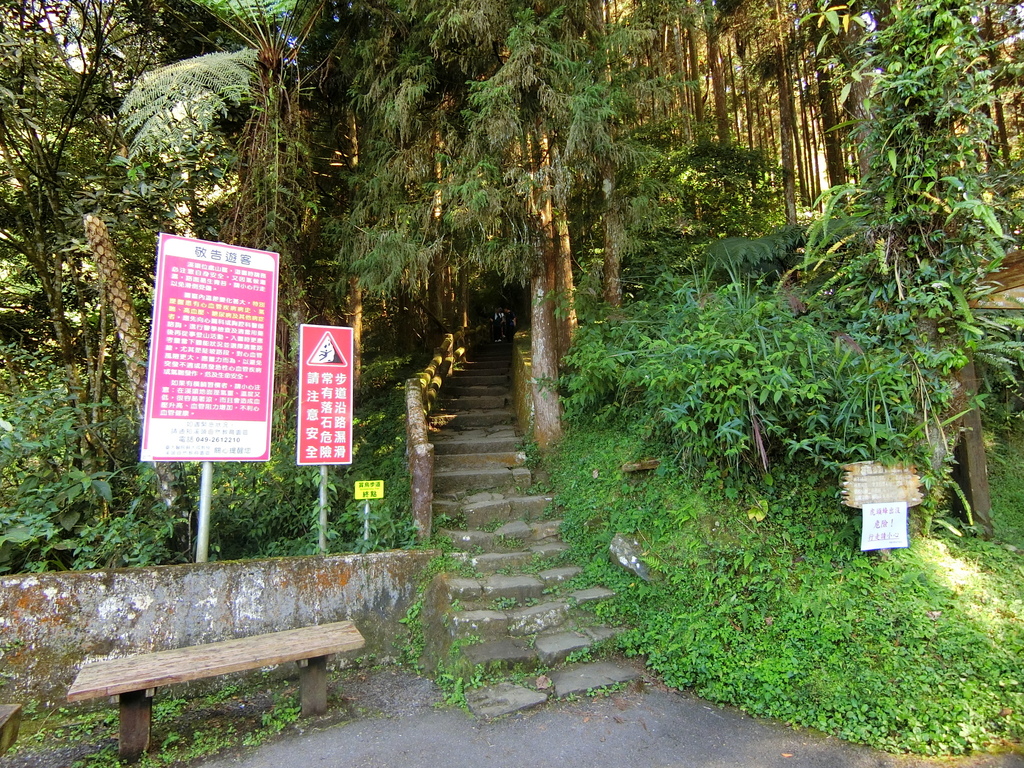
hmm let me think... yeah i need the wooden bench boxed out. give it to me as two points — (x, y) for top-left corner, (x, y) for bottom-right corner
(0, 704), (21, 756)
(67, 621), (364, 762)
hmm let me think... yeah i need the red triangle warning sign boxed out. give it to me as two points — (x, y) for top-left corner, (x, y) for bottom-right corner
(307, 332), (349, 366)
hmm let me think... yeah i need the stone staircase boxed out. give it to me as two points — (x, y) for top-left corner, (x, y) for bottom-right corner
(421, 342), (639, 717)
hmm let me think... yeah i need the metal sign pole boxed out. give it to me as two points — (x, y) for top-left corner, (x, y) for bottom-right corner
(319, 465), (329, 554)
(196, 461), (214, 562)
(363, 501), (371, 543)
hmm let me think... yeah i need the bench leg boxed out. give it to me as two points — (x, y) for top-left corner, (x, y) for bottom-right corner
(118, 690), (152, 763)
(0, 704), (21, 756)
(299, 655), (328, 716)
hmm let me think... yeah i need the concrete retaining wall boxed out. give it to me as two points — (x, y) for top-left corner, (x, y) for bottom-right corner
(0, 550), (436, 706)
(511, 332), (534, 440)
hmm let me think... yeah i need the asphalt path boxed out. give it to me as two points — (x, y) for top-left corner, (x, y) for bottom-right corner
(196, 669), (1024, 768)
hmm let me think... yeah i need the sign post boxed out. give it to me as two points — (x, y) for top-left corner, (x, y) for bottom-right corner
(140, 234), (279, 562)
(841, 461), (922, 553)
(354, 481), (384, 543)
(297, 325), (355, 553)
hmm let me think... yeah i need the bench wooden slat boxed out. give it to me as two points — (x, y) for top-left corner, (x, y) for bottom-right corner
(67, 621), (364, 702)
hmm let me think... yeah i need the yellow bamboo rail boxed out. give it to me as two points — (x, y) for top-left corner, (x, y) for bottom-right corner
(406, 331), (469, 539)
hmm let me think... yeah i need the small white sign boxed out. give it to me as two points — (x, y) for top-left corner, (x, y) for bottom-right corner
(861, 502), (909, 550)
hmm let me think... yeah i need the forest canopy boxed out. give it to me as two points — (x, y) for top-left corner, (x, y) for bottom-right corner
(1, 0), (1023, 572)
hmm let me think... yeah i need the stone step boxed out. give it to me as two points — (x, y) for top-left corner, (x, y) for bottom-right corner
(444, 574), (547, 606)
(445, 385), (508, 398)
(463, 640), (538, 672)
(441, 520), (563, 552)
(430, 410), (514, 429)
(434, 451), (525, 472)
(462, 494), (553, 527)
(432, 435), (520, 455)
(442, 614), (620, 672)
(447, 374), (509, 387)
(466, 682), (547, 719)
(549, 661), (640, 698)
(458, 359), (510, 371)
(449, 601), (569, 641)
(442, 394), (508, 410)
(470, 541), (567, 572)
(433, 466), (530, 495)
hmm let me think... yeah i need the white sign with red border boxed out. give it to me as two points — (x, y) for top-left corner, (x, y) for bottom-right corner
(296, 325), (354, 465)
(140, 233), (279, 462)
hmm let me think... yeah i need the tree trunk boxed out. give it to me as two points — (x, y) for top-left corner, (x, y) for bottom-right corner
(707, 19), (731, 144)
(346, 276), (363, 392)
(817, 66), (847, 186)
(688, 25), (704, 126)
(555, 208), (576, 357)
(530, 265), (563, 451)
(774, 0), (797, 224)
(83, 214), (181, 510)
(602, 165), (625, 307)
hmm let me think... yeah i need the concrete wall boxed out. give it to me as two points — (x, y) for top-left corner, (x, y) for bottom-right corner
(0, 550), (436, 706)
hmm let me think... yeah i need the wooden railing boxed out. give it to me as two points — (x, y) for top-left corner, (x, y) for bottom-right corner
(406, 332), (468, 539)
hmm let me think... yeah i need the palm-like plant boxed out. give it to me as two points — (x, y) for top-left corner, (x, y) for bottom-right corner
(123, 0), (325, 254)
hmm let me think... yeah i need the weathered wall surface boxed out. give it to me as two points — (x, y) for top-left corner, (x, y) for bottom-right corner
(0, 550), (436, 706)
(511, 332), (533, 440)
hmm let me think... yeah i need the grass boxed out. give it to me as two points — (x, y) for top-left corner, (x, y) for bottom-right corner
(549, 419), (1024, 757)
(987, 420), (1024, 549)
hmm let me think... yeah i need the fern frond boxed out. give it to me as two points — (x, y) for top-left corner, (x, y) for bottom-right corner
(705, 225), (806, 281)
(195, 0), (297, 25)
(121, 49), (256, 149)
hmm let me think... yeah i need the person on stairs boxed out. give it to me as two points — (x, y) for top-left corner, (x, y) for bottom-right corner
(491, 307), (506, 342)
(503, 307), (517, 341)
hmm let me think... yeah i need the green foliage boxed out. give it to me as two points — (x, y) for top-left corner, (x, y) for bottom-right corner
(193, 356), (419, 561)
(658, 142), (785, 242)
(986, 422), (1024, 549)
(550, 422), (1024, 755)
(0, 346), (419, 574)
(561, 275), (931, 481)
(0, 346), (181, 573)
(120, 50), (257, 150)
(802, 0), (1022, 480)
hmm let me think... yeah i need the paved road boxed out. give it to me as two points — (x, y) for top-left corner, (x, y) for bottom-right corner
(196, 670), (1024, 768)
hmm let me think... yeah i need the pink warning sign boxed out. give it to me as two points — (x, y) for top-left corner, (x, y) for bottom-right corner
(296, 325), (354, 465)
(140, 233), (279, 462)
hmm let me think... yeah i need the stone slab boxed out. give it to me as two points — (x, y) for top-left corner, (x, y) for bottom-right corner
(534, 632), (591, 665)
(444, 577), (484, 601)
(463, 639), (537, 669)
(466, 683), (547, 719)
(571, 587), (615, 604)
(495, 521), (533, 541)
(509, 495), (554, 519)
(539, 566), (582, 584)
(483, 575), (545, 602)
(508, 601), (568, 636)
(550, 661), (640, 698)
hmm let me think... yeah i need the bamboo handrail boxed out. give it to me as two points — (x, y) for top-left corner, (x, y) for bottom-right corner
(406, 330), (469, 539)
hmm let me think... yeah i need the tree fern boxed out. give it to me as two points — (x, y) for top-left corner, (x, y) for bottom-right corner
(704, 224), (806, 282)
(121, 49), (256, 149)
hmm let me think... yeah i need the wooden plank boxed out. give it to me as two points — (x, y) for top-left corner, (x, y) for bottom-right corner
(0, 704), (21, 756)
(621, 459), (660, 473)
(68, 621), (364, 702)
(952, 360), (994, 538)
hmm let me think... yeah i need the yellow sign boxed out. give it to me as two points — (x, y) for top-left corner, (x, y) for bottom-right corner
(354, 480), (384, 500)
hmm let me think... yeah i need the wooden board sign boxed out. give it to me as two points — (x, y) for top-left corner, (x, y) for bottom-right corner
(841, 461), (923, 508)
